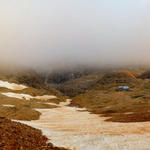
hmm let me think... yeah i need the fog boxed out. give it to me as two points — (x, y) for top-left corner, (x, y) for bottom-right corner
(0, 0), (150, 69)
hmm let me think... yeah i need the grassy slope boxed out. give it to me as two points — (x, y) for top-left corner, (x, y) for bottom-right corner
(71, 71), (150, 122)
(0, 70), (66, 100)
(0, 67), (68, 149)
(0, 69), (67, 121)
(0, 93), (57, 121)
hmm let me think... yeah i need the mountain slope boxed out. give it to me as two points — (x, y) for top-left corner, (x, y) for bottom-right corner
(71, 70), (150, 122)
(0, 117), (67, 150)
(56, 73), (103, 97)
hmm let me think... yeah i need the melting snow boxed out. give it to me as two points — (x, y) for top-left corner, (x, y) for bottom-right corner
(0, 80), (27, 90)
(3, 104), (15, 107)
(2, 92), (57, 101)
(14, 99), (150, 150)
(35, 95), (57, 101)
(2, 92), (33, 100)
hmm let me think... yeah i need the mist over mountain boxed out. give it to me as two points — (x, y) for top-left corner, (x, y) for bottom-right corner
(0, 0), (150, 69)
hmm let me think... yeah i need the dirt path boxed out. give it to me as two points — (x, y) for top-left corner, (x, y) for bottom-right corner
(15, 99), (150, 150)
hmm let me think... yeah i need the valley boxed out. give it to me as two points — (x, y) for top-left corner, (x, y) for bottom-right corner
(0, 68), (150, 149)
(2, 1), (150, 149)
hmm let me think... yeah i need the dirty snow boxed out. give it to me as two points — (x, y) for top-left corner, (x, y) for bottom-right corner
(3, 104), (15, 107)
(2, 92), (57, 101)
(2, 92), (33, 100)
(35, 95), (57, 101)
(0, 80), (57, 101)
(45, 102), (58, 106)
(0, 80), (27, 90)
(15, 99), (150, 150)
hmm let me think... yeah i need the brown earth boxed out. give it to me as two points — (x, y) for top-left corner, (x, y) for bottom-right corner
(106, 112), (150, 122)
(0, 117), (67, 150)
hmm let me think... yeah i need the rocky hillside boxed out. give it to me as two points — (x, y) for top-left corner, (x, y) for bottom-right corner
(0, 117), (67, 150)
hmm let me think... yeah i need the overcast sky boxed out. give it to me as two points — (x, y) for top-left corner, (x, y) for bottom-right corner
(0, 0), (150, 68)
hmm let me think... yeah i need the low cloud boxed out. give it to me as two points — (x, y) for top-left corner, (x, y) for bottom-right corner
(0, 0), (150, 69)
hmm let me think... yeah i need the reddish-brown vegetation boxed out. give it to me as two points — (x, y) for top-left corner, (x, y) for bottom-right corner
(0, 117), (67, 150)
(106, 112), (150, 123)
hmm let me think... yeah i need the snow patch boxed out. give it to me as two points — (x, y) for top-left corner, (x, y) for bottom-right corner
(14, 99), (150, 150)
(36, 95), (57, 101)
(2, 92), (57, 101)
(3, 104), (15, 107)
(2, 92), (33, 100)
(0, 80), (27, 90)
(124, 112), (134, 115)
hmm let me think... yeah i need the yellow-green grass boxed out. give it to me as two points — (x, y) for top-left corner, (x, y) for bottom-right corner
(71, 78), (150, 122)
(0, 93), (57, 121)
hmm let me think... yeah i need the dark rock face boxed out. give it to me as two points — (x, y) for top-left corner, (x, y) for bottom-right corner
(46, 70), (89, 84)
(44, 66), (99, 84)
